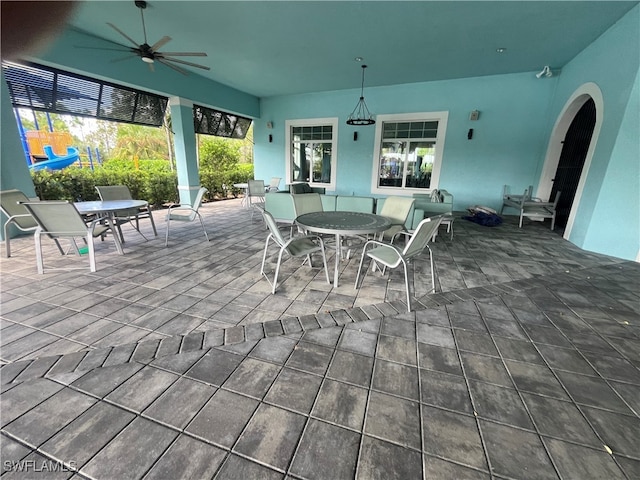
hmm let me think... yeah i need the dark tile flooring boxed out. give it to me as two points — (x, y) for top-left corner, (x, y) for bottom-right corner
(1, 198), (638, 479)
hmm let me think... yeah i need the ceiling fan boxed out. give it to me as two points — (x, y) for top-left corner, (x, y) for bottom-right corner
(80, 0), (210, 76)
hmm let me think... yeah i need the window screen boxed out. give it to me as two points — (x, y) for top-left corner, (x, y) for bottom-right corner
(2, 61), (168, 127)
(193, 104), (252, 139)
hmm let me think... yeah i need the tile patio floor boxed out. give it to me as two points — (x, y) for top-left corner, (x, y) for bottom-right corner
(1, 198), (639, 479)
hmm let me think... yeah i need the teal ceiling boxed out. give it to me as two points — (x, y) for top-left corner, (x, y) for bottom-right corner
(65, 1), (638, 97)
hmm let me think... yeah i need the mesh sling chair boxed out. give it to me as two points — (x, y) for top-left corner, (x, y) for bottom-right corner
(19, 201), (123, 273)
(260, 210), (330, 294)
(267, 177), (282, 192)
(248, 179), (266, 220)
(165, 187), (209, 246)
(355, 215), (444, 312)
(377, 196), (416, 242)
(1, 189), (63, 258)
(95, 185), (157, 241)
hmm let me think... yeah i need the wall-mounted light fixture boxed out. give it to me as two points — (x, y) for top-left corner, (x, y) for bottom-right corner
(536, 66), (553, 78)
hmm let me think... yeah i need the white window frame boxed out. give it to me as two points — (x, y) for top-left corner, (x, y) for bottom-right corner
(285, 117), (338, 191)
(371, 111), (448, 196)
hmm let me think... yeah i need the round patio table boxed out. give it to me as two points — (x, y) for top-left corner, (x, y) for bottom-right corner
(74, 200), (149, 252)
(233, 183), (250, 208)
(295, 211), (391, 287)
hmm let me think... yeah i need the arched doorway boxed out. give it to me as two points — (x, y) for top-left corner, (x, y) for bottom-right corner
(550, 98), (596, 231)
(538, 83), (603, 239)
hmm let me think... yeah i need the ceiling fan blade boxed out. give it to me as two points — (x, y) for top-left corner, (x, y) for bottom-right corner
(148, 62), (155, 73)
(150, 36), (172, 52)
(107, 22), (140, 48)
(156, 58), (188, 76)
(156, 56), (211, 70)
(109, 54), (138, 64)
(157, 52), (207, 57)
(74, 45), (133, 53)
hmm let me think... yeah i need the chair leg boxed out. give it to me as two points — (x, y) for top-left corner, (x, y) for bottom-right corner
(272, 249), (285, 294)
(87, 233), (97, 272)
(354, 243), (371, 289)
(196, 213), (209, 242)
(550, 213), (556, 231)
(165, 218), (171, 247)
(260, 237), (271, 278)
(318, 238), (330, 284)
(402, 261), (411, 312)
(519, 211), (524, 228)
(147, 211), (158, 236)
(427, 245), (436, 294)
(34, 232), (44, 274)
(4, 222), (11, 258)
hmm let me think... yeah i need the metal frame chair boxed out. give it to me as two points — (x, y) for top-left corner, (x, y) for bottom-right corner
(355, 215), (444, 312)
(165, 187), (209, 246)
(267, 177), (282, 192)
(19, 200), (122, 273)
(377, 196), (416, 242)
(248, 180), (266, 220)
(95, 185), (157, 242)
(1, 189), (64, 258)
(260, 210), (330, 293)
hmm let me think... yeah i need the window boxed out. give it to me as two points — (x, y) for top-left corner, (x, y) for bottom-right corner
(371, 112), (448, 194)
(285, 118), (337, 190)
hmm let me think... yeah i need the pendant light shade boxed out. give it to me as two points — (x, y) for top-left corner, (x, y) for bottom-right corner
(346, 64), (375, 126)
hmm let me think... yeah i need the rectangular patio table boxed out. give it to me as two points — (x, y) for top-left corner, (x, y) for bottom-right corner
(295, 211), (391, 287)
(74, 199), (149, 252)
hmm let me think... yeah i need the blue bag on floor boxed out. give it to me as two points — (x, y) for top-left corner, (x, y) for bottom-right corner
(464, 211), (503, 226)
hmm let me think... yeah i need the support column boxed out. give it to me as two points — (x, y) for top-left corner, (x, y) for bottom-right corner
(1, 74), (38, 241)
(169, 97), (200, 205)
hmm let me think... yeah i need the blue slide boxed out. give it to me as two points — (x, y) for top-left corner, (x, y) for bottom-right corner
(29, 145), (80, 171)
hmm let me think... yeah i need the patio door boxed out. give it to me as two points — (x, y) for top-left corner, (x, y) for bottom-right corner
(550, 98), (595, 230)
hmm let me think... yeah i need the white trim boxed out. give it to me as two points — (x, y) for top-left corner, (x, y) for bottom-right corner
(538, 83), (603, 239)
(370, 111), (448, 196)
(177, 184), (202, 192)
(285, 117), (338, 191)
(169, 97), (193, 108)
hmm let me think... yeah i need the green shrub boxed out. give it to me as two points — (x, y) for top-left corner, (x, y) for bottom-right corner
(31, 161), (253, 207)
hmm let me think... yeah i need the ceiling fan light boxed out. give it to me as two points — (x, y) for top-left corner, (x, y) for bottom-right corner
(141, 55), (154, 64)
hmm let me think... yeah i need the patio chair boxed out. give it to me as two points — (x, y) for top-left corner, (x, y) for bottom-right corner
(355, 215), (444, 312)
(248, 179), (266, 220)
(267, 177), (282, 192)
(519, 191), (561, 230)
(260, 210), (330, 294)
(377, 196), (415, 242)
(95, 185), (157, 242)
(19, 200), (122, 273)
(1, 189), (62, 258)
(293, 193), (323, 235)
(165, 187), (209, 246)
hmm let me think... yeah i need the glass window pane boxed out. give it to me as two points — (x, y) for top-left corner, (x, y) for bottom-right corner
(378, 141), (406, 188)
(405, 141), (434, 189)
(311, 143), (332, 183)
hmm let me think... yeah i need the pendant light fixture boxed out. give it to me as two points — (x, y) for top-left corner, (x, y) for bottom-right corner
(346, 64), (375, 126)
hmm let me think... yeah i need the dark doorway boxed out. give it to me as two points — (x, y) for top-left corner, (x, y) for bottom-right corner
(551, 98), (596, 230)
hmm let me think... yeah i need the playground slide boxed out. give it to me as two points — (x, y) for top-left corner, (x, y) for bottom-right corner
(29, 146), (80, 171)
